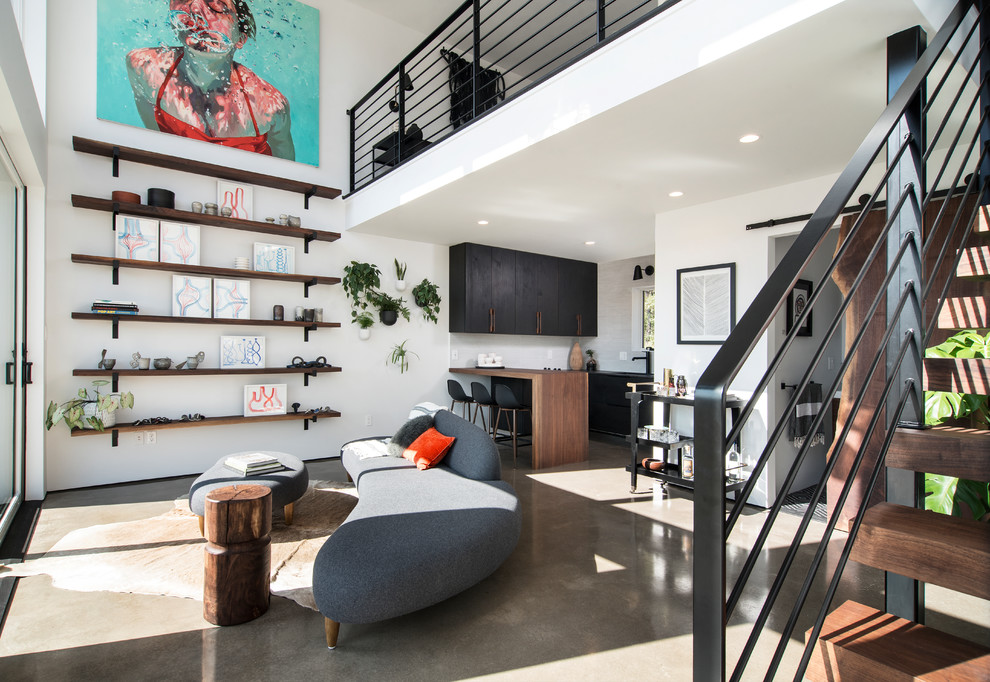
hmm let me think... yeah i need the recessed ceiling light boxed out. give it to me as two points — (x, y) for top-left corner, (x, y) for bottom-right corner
(585, 241), (595, 245)
(739, 134), (760, 144)
(668, 191), (684, 198)
(477, 220), (489, 225)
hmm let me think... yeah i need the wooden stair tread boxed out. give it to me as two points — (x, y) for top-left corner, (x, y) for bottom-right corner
(938, 280), (990, 329)
(923, 357), (990, 394)
(806, 600), (990, 681)
(850, 503), (990, 600)
(956, 244), (990, 278)
(888, 427), (990, 480)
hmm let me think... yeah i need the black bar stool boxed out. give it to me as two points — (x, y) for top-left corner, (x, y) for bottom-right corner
(447, 379), (473, 419)
(494, 384), (531, 467)
(470, 381), (498, 437)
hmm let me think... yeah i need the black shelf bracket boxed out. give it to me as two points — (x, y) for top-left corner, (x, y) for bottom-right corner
(111, 316), (119, 339)
(303, 277), (318, 298)
(303, 232), (317, 254)
(303, 324), (317, 342)
(112, 258), (120, 285)
(304, 186), (318, 210)
(111, 201), (119, 230)
(111, 371), (119, 393)
(111, 429), (119, 447)
(304, 414), (318, 430)
(304, 370), (318, 387)
(111, 146), (120, 177)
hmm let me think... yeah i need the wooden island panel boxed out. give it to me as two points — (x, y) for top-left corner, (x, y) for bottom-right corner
(450, 367), (588, 469)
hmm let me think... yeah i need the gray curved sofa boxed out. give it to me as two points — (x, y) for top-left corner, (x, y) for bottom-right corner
(313, 409), (521, 648)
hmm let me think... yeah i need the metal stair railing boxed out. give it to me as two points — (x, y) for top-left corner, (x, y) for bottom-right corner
(692, 1), (990, 679)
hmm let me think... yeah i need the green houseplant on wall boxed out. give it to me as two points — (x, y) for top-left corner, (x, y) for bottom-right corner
(342, 261), (382, 321)
(924, 329), (990, 521)
(386, 340), (418, 374)
(46, 380), (135, 432)
(394, 259), (408, 291)
(354, 311), (375, 340)
(412, 278), (441, 324)
(367, 290), (411, 326)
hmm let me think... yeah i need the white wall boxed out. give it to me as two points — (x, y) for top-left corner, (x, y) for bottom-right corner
(596, 254), (655, 373)
(653, 173), (841, 507)
(42, 0), (452, 491)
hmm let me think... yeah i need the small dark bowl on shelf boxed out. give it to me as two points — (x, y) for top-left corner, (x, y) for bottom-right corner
(111, 190), (141, 204)
(147, 188), (175, 208)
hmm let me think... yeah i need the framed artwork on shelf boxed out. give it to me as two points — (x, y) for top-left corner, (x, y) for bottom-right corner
(213, 278), (251, 319)
(217, 181), (253, 221)
(159, 221), (200, 265)
(171, 275), (212, 318)
(786, 279), (813, 337)
(676, 262), (736, 345)
(254, 242), (295, 274)
(244, 383), (287, 417)
(220, 335), (265, 369)
(114, 215), (159, 261)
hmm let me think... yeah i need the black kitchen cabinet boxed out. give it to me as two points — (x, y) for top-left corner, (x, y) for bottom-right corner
(589, 372), (653, 436)
(514, 252), (558, 335)
(450, 243), (596, 337)
(450, 243), (516, 333)
(558, 258), (598, 336)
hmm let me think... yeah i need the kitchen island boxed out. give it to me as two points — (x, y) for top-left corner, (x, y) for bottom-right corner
(450, 367), (588, 469)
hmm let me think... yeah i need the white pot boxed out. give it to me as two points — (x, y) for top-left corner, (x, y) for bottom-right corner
(82, 402), (116, 429)
(395, 280), (407, 291)
(358, 328), (371, 340)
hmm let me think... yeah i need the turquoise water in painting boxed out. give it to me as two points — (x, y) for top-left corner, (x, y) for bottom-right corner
(96, 0), (321, 167)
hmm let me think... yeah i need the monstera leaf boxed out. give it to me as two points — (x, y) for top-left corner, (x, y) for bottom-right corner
(925, 474), (958, 516)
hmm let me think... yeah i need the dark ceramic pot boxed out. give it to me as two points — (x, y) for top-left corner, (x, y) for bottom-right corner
(147, 188), (175, 208)
(111, 190), (141, 204)
(379, 310), (398, 326)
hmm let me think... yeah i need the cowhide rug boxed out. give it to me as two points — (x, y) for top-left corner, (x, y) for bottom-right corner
(0, 480), (357, 611)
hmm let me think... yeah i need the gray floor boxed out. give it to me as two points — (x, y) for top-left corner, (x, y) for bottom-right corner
(0, 434), (986, 681)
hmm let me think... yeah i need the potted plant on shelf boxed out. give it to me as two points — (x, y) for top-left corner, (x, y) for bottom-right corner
(354, 311), (375, 340)
(342, 261), (382, 322)
(394, 259), (408, 291)
(386, 340), (418, 374)
(45, 380), (135, 431)
(586, 349), (598, 371)
(412, 278), (441, 324)
(367, 290), (411, 326)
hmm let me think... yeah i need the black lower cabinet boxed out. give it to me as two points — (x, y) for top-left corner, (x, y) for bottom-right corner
(588, 372), (652, 436)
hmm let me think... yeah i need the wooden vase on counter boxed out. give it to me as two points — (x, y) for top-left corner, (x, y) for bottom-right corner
(568, 341), (583, 370)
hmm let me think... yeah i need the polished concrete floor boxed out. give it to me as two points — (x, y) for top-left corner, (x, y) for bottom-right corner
(0, 435), (987, 681)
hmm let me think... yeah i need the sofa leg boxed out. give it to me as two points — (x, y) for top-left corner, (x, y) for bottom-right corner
(284, 502), (294, 525)
(198, 515), (204, 537)
(325, 618), (340, 649)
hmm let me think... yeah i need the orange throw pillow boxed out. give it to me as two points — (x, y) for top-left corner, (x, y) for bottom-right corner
(403, 427), (456, 470)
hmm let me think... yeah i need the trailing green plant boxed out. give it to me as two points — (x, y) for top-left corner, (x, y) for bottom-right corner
(341, 261), (381, 319)
(45, 380), (135, 432)
(367, 290), (411, 321)
(386, 340), (418, 374)
(923, 329), (990, 521)
(354, 311), (375, 329)
(411, 278), (441, 324)
(394, 258), (407, 281)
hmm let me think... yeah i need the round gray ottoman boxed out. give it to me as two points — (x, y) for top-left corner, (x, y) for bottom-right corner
(189, 451), (309, 534)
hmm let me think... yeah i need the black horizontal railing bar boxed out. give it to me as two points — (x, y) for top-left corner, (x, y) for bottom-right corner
(695, 0), (966, 402)
(348, 0), (473, 112)
(722, 147), (913, 469)
(793, 382), (914, 682)
(604, 0), (655, 32)
(478, 0), (539, 48)
(725, 243), (918, 614)
(731, 325), (916, 682)
(922, 5), (984, 118)
(481, 0), (588, 71)
(503, 13), (598, 82)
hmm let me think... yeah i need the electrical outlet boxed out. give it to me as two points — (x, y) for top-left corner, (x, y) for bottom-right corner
(135, 432), (143, 445)
(146, 431), (156, 445)
(365, 415), (373, 427)
(620, 351), (627, 361)
(451, 349), (458, 360)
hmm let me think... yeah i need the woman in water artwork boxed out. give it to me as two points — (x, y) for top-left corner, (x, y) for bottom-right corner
(126, 0), (295, 160)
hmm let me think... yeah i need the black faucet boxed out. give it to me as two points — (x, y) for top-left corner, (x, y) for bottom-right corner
(631, 349), (652, 376)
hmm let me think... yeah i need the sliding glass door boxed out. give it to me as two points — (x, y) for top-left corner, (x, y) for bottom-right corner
(0, 140), (25, 543)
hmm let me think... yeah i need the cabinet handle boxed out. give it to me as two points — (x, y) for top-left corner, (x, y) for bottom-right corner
(577, 313), (582, 336)
(489, 308), (494, 333)
(537, 311), (541, 334)
(5, 362), (13, 386)
(23, 361), (32, 385)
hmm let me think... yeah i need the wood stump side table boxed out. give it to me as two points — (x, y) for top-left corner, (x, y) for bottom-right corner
(203, 484), (272, 626)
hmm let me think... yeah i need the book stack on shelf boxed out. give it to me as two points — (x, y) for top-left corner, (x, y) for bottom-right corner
(223, 452), (285, 476)
(91, 300), (139, 315)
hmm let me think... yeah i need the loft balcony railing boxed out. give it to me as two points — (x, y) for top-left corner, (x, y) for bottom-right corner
(346, 0), (684, 194)
(691, 0), (989, 679)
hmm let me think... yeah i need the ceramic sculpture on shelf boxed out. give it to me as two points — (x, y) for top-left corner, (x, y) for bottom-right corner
(568, 341), (583, 370)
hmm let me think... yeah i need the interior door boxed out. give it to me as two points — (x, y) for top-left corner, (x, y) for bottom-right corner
(0, 140), (25, 544)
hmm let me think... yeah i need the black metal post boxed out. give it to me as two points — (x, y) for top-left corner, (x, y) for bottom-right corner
(397, 62), (408, 164)
(597, 0), (606, 42)
(347, 108), (356, 194)
(980, 0), (990, 196)
(885, 25), (926, 623)
(693, 383), (726, 682)
(472, 0), (481, 120)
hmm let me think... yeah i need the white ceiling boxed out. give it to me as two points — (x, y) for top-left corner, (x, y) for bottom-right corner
(349, 0), (937, 263)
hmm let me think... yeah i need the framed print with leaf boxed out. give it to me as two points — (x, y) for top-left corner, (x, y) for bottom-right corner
(786, 279), (813, 337)
(676, 263), (736, 344)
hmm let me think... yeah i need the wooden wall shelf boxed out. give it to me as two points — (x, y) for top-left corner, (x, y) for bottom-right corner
(72, 136), (341, 206)
(71, 312), (341, 341)
(74, 365), (341, 389)
(71, 253), (340, 296)
(71, 195), (340, 252)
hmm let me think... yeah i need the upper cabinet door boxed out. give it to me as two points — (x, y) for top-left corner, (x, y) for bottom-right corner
(449, 243), (515, 333)
(558, 258), (598, 336)
(490, 247), (516, 334)
(514, 252), (558, 335)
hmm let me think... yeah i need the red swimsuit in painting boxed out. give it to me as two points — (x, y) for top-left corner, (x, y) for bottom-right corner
(154, 49), (272, 156)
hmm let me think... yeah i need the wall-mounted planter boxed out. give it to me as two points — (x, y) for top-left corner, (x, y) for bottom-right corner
(380, 310), (398, 326)
(395, 279), (407, 291)
(359, 328), (371, 340)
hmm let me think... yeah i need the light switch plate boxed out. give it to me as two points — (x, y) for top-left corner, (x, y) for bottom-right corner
(620, 351), (627, 361)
